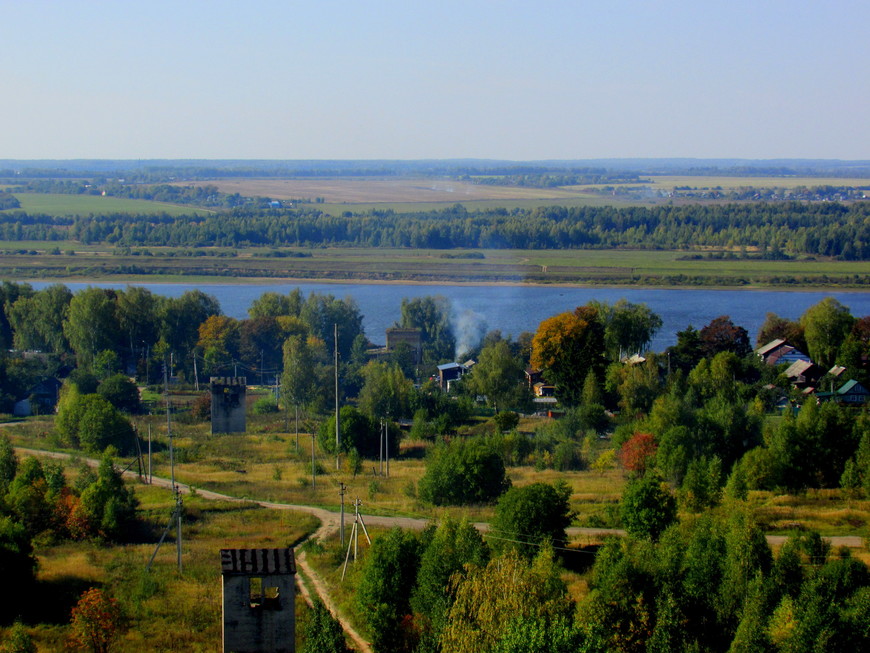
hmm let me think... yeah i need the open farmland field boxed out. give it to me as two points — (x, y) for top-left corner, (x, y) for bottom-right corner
(313, 194), (638, 215)
(8, 192), (211, 216)
(640, 175), (870, 190)
(174, 177), (610, 204)
(2, 246), (869, 288)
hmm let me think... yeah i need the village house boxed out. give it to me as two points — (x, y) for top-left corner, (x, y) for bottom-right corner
(816, 379), (870, 406)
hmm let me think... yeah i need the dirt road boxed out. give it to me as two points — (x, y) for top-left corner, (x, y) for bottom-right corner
(14, 446), (867, 650)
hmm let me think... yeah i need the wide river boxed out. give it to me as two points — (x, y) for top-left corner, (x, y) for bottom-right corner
(32, 281), (870, 353)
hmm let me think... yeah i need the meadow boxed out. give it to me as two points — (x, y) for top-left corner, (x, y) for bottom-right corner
(2, 245), (868, 289)
(0, 463), (319, 651)
(4, 391), (870, 649)
(8, 192), (212, 216)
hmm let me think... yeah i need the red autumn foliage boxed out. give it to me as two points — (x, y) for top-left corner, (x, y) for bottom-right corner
(69, 587), (124, 652)
(619, 432), (658, 475)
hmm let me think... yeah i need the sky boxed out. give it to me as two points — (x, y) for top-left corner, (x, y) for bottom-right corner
(1, 0), (867, 161)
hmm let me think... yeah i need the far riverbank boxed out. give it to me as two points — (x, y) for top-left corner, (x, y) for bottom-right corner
(28, 280), (870, 353)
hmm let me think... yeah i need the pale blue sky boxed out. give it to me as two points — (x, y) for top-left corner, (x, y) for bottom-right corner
(1, 1), (867, 160)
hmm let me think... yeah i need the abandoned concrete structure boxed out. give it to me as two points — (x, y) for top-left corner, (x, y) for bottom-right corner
(221, 548), (297, 653)
(385, 327), (423, 363)
(211, 377), (247, 434)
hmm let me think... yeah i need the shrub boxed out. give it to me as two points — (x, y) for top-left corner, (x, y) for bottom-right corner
(418, 437), (510, 506)
(97, 374), (141, 413)
(252, 396), (278, 415)
(490, 481), (573, 558)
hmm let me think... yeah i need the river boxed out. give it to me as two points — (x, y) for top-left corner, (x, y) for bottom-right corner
(31, 281), (870, 353)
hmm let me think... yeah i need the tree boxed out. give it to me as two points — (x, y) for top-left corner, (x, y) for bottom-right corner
(620, 472), (677, 540)
(399, 296), (455, 363)
(55, 390), (135, 454)
(441, 548), (577, 653)
(490, 482), (572, 559)
(800, 297), (854, 369)
(63, 288), (121, 368)
(756, 311), (806, 350)
(618, 432), (658, 476)
(411, 517), (489, 641)
(418, 437), (510, 506)
(197, 315), (240, 375)
(357, 361), (414, 420)
(606, 357), (663, 415)
(299, 293), (364, 360)
(7, 284), (72, 353)
(159, 290), (221, 377)
(667, 325), (705, 372)
(592, 299), (663, 361)
(281, 334), (317, 447)
(838, 316), (870, 387)
(531, 305), (606, 405)
(248, 290), (302, 319)
(300, 599), (350, 653)
(68, 587), (124, 653)
(699, 316), (751, 358)
(238, 316), (284, 378)
(97, 374), (141, 413)
(356, 528), (421, 653)
(0, 433), (17, 493)
(74, 452), (138, 540)
(464, 340), (526, 412)
(0, 516), (36, 623)
(115, 286), (160, 364)
(317, 406), (385, 458)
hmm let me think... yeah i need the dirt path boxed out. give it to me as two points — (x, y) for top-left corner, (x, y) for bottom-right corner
(16, 448), (371, 651)
(14, 446), (868, 650)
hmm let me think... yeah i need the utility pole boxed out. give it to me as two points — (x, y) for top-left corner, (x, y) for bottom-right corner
(165, 364), (182, 574)
(148, 363), (183, 574)
(148, 422), (152, 484)
(192, 352), (199, 392)
(311, 433), (316, 490)
(339, 483), (347, 548)
(334, 323), (340, 470)
(385, 419), (390, 478)
(379, 418), (384, 475)
(341, 498), (372, 581)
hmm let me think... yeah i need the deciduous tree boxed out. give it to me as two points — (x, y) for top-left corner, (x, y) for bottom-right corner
(800, 297), (854, 369)
(418, 438), (510, 506)
(464, 340), (526, 412)
(490, 482), (572, 559)
(68, 587), (124, 653)
(531, 305), (606, 405)
(620, 472), (677, 541)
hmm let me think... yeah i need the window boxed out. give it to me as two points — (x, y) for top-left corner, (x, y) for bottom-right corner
(249, 577), (281, 609)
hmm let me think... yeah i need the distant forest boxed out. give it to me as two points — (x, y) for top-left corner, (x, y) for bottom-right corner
(2, 157), (870, 181)
(1, 202), (869, 260)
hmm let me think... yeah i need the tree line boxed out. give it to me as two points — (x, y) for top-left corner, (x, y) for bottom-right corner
(2, 201), (869, 258)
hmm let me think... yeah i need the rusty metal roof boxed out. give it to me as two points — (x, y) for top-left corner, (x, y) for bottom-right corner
(220, 548), (296, 576)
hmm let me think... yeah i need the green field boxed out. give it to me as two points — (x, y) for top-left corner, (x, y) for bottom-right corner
(0, 246), (867, 288)
(7, 192), (211, 216)
(314, 194), (646, 215)
(642, 175), (870, 190)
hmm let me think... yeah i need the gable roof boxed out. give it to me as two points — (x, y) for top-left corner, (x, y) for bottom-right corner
(838, 379), (869, 396)
(756, 339), (786, 356)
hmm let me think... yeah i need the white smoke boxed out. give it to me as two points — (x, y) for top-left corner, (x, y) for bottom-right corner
(452, 306), (488, 360)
